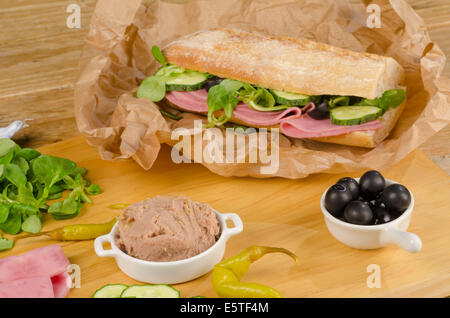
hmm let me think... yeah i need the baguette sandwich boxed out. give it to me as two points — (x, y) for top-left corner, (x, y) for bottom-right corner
(137, 28), (406, 148)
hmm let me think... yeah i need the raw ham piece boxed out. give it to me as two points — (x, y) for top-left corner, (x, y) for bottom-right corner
(280, 115), (382, 138)
(165, 89), (301, 126)
(0, 277), (55, 298)
(165, 90), (382, 136)
(0, 245), (70, 281)
(51, 272), (72, 298)
(233, 105), (301, 127)
(0, 245), (71, 298)
(166, 90), (208, 112)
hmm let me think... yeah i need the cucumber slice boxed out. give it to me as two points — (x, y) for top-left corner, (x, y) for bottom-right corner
(92, 284), (128, 298)
(270, 89), (310, 106)
(330, 106), (382, 126)
(120, 284), (180, 298)
(166, 71), (208, 91)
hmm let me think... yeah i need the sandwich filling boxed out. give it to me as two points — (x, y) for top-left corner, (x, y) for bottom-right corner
(137, 46), (406, 138)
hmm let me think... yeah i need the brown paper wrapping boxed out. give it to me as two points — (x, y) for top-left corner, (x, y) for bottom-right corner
(75, 0), (450, 178)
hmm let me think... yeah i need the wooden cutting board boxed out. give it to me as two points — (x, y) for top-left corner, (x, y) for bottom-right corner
(2, 136), (449, 298)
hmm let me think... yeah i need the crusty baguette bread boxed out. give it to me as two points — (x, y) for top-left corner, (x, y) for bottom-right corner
(161, 28), (407, 148)
(164, 28), (405, 99)
(163, 98), (406, 148)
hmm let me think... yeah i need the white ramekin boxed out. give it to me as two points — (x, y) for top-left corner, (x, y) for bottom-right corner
(320, 178), (422, 253)
(94, 210), (243, 284)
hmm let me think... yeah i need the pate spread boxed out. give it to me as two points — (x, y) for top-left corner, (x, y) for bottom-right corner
(114, 195), (220, 262)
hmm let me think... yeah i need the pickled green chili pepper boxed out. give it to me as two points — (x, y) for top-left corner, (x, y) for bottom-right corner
(47, 218), (117, 241)
(109, 204), (129, 209)
(211, 246), (298, 298)
(15, 218), (117, 242)
(160, 110), (183, 121)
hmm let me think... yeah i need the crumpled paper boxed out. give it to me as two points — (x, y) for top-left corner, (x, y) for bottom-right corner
(74, 0), (450, 178)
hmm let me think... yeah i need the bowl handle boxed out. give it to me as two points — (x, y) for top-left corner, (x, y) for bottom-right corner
(380, 228), (422, 253)
(94, 234), (116, 258)
(222, 213), (244, 238)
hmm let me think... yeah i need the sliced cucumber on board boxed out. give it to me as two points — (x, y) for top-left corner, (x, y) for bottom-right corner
(120, 284), (181, 298)
(166, 71), (208, 91)
(330, 106), (382, 126)
(270, 89), (310, 106)
(92, 284), (128, 298)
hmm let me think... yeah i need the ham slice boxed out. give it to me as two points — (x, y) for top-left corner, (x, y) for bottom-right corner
(233, 105), (301, 127)
(0, 245), (70, 281)
(165, 90), (302, 126)
(51, 272), (72, 298)
(280, 115), (382, 138)
(0, 277), (55, 298)
(165, 90), (381, 137)
(0, 245), (71, 298)
(166, 90), (208, 113)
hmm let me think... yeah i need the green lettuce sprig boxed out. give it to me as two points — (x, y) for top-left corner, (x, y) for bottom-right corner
(206, 80), (291, 127)
(355, 89), (406, 113)
(0, 139), (101, 243)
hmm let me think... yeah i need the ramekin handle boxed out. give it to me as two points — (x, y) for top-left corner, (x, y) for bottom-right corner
(380, 228), (422, 253)
(222, 213), (244, 238)
(94, 234), (116, 258)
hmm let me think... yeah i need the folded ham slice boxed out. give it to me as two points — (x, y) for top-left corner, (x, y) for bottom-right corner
(165, 90), (302, 127)
(0, 277), (55, 298)
(51, 272), (73, 298)
(0, 245), (71, 298)
(234, 105), (301, 127)
(165, 90), (381, 137)
(166, 90), (208, 112)
(280, 115), (382, 138)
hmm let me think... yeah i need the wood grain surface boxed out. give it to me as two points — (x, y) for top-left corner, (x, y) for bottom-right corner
(0, 0), (449, 172)
(1, 136), (449, 298)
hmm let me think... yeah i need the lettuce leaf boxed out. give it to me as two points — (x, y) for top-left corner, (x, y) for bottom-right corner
(356, 89), (406, 113)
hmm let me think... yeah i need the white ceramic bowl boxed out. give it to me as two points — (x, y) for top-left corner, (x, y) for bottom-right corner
(320, 178), (422, 253)
(94, 210), (243, 284)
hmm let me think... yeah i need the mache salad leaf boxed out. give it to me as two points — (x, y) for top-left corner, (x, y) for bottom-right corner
(137, 46), (187, 102)
(0, 139), (102, 241)
(151, 45), (167, 66)
(206, 83), (240, 127)
(0, 234), (13, 251)
(355, 89), (406, 113)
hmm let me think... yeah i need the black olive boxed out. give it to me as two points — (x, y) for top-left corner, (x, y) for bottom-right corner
(308, 102), (330, 120)
(343, 201), (373, 225)
(337, 177), (359, 200)
(359, 170), (385, 201)
(372, 206), (392, 225)
(324, 184), (353, 217)
(361, 200), (377, 213)
(368, 201), (377, 211)
(379, 184), (411, 214)
(356, 198), (371, 205)
(203, 77), (223, 91)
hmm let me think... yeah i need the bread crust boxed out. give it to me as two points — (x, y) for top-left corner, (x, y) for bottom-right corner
(164, 28), (405, 99)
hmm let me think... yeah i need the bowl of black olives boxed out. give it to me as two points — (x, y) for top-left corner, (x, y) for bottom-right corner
(320, 170), (422, 253)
